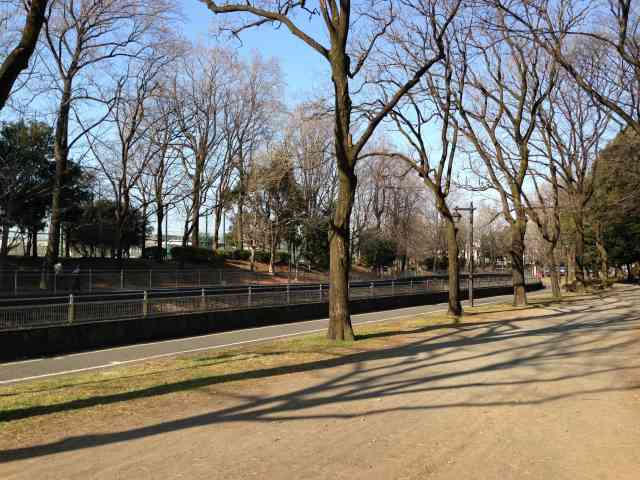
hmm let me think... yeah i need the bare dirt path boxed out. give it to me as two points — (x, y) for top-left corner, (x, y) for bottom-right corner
(1, 286), (639, 479)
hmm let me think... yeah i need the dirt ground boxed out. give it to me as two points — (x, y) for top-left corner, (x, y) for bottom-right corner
(1, 286), (639, 479)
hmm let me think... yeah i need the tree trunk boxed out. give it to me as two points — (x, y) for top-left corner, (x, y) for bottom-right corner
(445, 217), (462, 316)
(595, 237), (608, 282)
(548, 245), (561, 299)
(573, 214), (586, 291)
(326, 46), (357, 342)
(190, 157), (203, 248)
(213, 205), (222, 250)
(0, 223), (8, 256)
(510, 219), (527, 305)
(141, 204), (147, 258)
(567, 247), (576, 284)
(31, 226), (38, 258)
(46, 78), (72, 268)
(327, 165), (356, 341)
(64, 227), (70, 258)
(238, 193), (244, 250)
(156, 204), (164, 252)
(190, 205), (200, 247)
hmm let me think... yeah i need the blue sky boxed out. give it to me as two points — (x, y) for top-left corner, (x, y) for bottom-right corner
(182, 1), (330, 101)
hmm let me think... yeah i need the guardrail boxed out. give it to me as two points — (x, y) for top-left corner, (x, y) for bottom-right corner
(0, 274), (532, 332)
(0, 267), (432, 296)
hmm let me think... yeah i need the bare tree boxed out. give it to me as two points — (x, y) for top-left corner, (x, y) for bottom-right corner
(41, 0), (172, 266)
(141, 85), (184, 254)
(534, 77), (610, 291)
(0, 0), (47, 111)
(89, 54), (169, 259)
(201, 0), (462, 340)
(378, 45), (464, 315)
(172, 47), (233, 248)
(453, 18), (557, 305)
(491, 0), (640, 135)
(524, 138), (562, 299)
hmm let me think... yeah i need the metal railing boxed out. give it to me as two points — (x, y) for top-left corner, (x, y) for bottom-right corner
(0, 274), (534, 332)
(0, 267), (435, 296)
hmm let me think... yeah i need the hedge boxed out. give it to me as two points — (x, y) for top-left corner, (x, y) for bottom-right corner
(170, 246), (225, 266)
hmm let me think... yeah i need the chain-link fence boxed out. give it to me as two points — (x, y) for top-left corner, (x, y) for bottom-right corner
(0, 274), (534, 331)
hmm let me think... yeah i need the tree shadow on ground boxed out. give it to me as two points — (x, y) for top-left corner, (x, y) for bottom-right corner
(1, 287), (639, 463)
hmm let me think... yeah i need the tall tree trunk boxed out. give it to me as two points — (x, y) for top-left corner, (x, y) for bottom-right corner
(595, 238), (608, 281)
(46, 78), (72, 268)
(190, 205), (200, 247)
(510, 218), (527, 305)
(573, 213), (586, 291)
(445, 217), (462, 316)
(548, 245), (561, 299)
(64, 227), (70, 258)
(238, 193), (244, 250)
(0, 223), (9, 256)
(190, 156), (203, 248)
(114, 222), (123, 261)
(31, 226), (38, 258)
(567, 247), (576, 284)
(141, 204), (147, 258)
(156, 203), (164, 251)
(213, 205), (222, 250)
(327, 164), (356, 341)
(326, 48), (357, 341)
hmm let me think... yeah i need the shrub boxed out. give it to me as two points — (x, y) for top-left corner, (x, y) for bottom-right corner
(143, 246), (165, 261)
(170, 246), (224, 266)
(254, 250), (271, 264)
(229, 249), (251, 261)
(278, 251), (291, 265)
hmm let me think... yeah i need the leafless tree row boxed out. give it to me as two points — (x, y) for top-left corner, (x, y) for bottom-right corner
(1, 0), (636, 340)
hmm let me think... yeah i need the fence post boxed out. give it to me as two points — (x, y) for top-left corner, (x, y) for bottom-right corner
(391, 280), (394, 296)
(175, 270), (179, 289)
(370, 282), (374, 297)
(287, 284), (290, 304)
(149, 270), (152, 290)
(143, 291), (148, 318)
(219, 270), (223, 283)
(89, 268), (92, 293)
(200, 288), (206, 309)
(68, 294), (75, 323)
(410, 279), (413, 290)
(13, 270), (18, 297)
(198, 270), (201, 287)
(120, 269), (124, 289)
(54, 273), (57, 294)
(248, 285), (252, 307)
(319, 283), (323, 301)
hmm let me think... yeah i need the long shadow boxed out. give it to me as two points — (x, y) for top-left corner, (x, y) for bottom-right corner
(2, 288), (640, 463)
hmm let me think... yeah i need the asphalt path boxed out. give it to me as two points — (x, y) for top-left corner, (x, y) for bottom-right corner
(0, 292), (521, 385)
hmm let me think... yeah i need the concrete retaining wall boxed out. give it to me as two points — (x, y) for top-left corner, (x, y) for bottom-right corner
(0, 283), (543, 361)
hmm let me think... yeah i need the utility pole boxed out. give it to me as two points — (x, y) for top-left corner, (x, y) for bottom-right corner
(454, 201), (476, 306)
